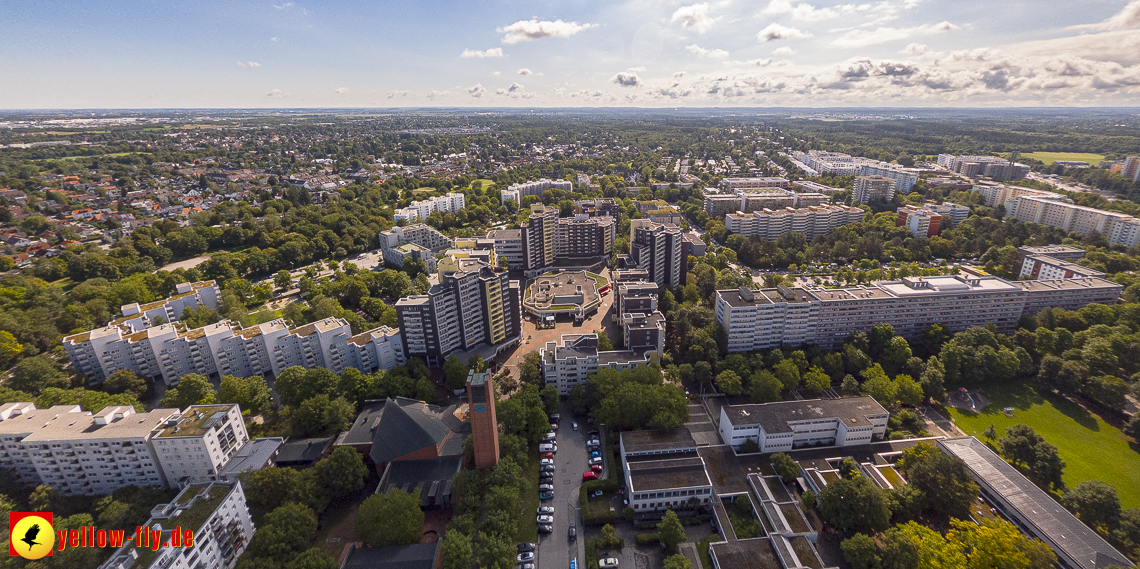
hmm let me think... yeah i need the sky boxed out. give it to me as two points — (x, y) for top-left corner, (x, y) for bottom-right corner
(2, 0), (1140, 108)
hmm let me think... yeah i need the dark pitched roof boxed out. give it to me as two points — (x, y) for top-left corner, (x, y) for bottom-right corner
(368, 398), (465, 464)
(342, 543), (440, 569)
(274, 437), (333, 466)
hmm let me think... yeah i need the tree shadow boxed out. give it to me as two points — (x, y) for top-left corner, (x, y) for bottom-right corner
(1040, 390), (1100, 432)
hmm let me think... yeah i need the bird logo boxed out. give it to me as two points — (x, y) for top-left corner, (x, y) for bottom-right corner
(9, 513), (54, 559)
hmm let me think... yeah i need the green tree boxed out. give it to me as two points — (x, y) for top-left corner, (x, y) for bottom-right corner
(244, 467), (319, 518)
(104, 369), (147, 398)
(539, 384), (559, 417)
(861, 369), (898, 407)
(841, 374), (861, 395)
(440, 529), (473, 569)
(773, 359), (801, 392)
(275, 270), (293, 290)
(664, 554), (692, 569)
(356, 489), (425, 547)
(999, 424), (1066, 491)
(818, 477), (891, 535)
(1063, 481), (1122, 531)
(218, 374), (273, 416)
(596, 329), (614, 351)
(657, 509), (687, 555)
(314, 447), (367, 503)
(751, 370), (783, 403)
(804, 366), (830, 395)
(841, 533), (882, 569)
(443, 355), (470, 391)
(518, 352), (543, 385)
(919, 356), (946, 402)
(0, 330), (25, 367)
(716, 370), (743, 396)
(898, 443), (978, 520)
(9, 356), (69, 394)
(287, 548), (339, 569)
(160, 373), (217, 409)
(894, 374), (924, 407)
(241, 503), (319, 566)
(947, 518), (1056, 569)
(771, 453), (800, 483)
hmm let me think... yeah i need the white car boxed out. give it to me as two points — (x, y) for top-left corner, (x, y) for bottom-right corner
(517, 552), (535, 563)
(537, 515), (555, 524)
(540, 458), (554, 466)
(600, 558), (620, 568)
(537, 506), (555, 515)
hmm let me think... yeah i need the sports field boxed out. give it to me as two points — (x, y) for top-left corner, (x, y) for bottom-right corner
(945, 381), (1140, 508)
(1003, 151), (1106, 165)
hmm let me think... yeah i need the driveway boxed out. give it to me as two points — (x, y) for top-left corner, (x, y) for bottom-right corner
(538, 402), (589, 569)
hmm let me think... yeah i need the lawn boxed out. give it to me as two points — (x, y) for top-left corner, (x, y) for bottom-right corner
(696, 535), (716, 569)
(514, 448), (540, 543)
(945, 381), (1140, 508)
(1000, 151), (1106, 165)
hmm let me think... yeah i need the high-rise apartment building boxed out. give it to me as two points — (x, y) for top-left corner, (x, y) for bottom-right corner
(379, 224), (454, 273)
(896, 202), (969, 237)
(487, 229), (524, 269)
(540, 333), (657, 395)
(522, 204), (558, 272)
(971, 184), (1069, 208)
(554, 215), (615, 259)
(937, 154), (1031, 181)
(393, 192), (466, 223)
(149, 404), (249, 487)
(1123, 156), (1140, 182)
(716, 274), (1121, 352)
(395, 260), (520, 364)
(630, 220), (687, 289)
(725, 204), (864, 241)
(100, 481), (255, 569)
(1019, 255), (1105, 280)
(853, 176), (896, 204)
(717, 177), (791, 191)
(792, 150), (920, 190)
(501, 178), (573, 203)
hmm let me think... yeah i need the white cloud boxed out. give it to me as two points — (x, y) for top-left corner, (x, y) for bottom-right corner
(673, 72), (685, 79)
(773, 46), (796, 56)
(426, 90), (451, 100)
(517, 68), (533, 75)
(611, 72), (641, 87)
(272, 2), (293, 9)
(497, 19), (596, 44)
(762, 0), (839, 22)
(386, 90), (407, 98)
(757, 23), (811, 41)
(751, 58), (774, 66)
(467, 84), (486, 97)
(266, 89), (288, 98)
(270, 37), (279, 42)
(236, 61), (261, 68)
(334, 87), (349, 94)
(508, 82), (524, 92)
(671, 3), (715, 33)
(492, 71), (502, 76)
(903, 43), (928, 55)
(461, 47), (504, 58)
(1106, 0), (1140, 28)
(686, 44), (729, 58)
(832, 21), (957, 48)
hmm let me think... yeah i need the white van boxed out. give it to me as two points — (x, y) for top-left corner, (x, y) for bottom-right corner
(539, 443), (557, 453)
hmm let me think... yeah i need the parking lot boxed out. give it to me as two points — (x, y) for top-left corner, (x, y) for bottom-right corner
(535, 403), (596, 569)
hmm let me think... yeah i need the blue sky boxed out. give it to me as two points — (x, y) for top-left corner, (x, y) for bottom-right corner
(2, 0), (1140, 108)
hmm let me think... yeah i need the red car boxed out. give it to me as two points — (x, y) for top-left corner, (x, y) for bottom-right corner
(591, 464), (603, 473)
(582, 471), (599, 481)
(541, 452), (555, 459)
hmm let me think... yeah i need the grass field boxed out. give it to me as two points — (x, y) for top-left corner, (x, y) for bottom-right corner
(1001, 151), (1106, 165)
(945, 381), (1140, 508)
(514, 449), (540, 543)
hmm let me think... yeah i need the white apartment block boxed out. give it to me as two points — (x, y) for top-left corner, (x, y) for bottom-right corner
(971, 184), (1068, 208)
(1123, 156), (1140, 182)
(792, 150), (919, 191)
(0, 403), (176, 495)
(64, 317), (406, 386)
(149, 405), (249, 487)
(540, 334), (655, 395)
(101, 481), (255, 569)
(936, 154), (1030, 181)
(716, 274), (1121, 352)
(718, 177), (791, 191)
(859, 164), (920, 192)
(718, 397), (889, 452)
(379, 223), (454, 272)
(1020, 255), (1105, 281)
(704, 189), (813, 216)
(853, 175), (896, 204)
(117, 281), (221, 331)
(725, 204), (864, 241)
(554, 215), (615, 259)
(488, 229), (524, 269)
(501, 178), (573, 203)
(393, 192), (465, 223)
(1004, 195), (1140, 247)
(792, 180), (844, 195)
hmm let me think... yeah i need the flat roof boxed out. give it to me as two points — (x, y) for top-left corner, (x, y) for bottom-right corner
(621, 427), (696, 454)
(11, 405), (180, 442)
(156, 405), (236, 438)
(1018, 277), (1121, 292)
(627, 456), (711, 491)
(218, 437), (283, 477)
(709, 539), (783, 569)
(722, 396), (887, 433)
(938, 437), (1130, 569)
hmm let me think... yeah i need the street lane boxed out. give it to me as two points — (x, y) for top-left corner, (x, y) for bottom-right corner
(538, 403), (587, 569)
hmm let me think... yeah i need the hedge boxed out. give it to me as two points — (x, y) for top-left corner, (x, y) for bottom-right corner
(635, 532), (660, 546)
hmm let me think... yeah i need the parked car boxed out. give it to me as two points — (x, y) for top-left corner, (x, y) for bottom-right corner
(541, 452), (554, 459)
(518, 564), (535, 569)
(550, 413), (560, 424)
(589, 457), (604, 466)
(537, 515), (555, 524)
(539, 443), (557, 453)
(537, 506), (555, 515)
(539, 491), (554, 500)
(568, 524), (577, 542)
(540, 476), (554, 485)
(539, 483), (554, 492)
(572, 421), (579, 430)
(588, 429), (599, 437)
(570, 560), (578, 569)
(544, 430), (556, 439)
(591, 464), (603, 473)
(517, 543), (536, 553)
(538, 524), (553, 534)
(590, 450), (601, 458)
(540, 458), (554, 466)
(599, 558), (620, 568)
(517, 552), (535, 563)
(582, 471), (599, 481)
(541, 464), (556, 473)
(587, 438), (601, 446)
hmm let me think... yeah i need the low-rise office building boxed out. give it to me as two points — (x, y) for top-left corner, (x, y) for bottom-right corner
(938, 437), (1131, 569)
(100, 481), (255, 569)
(620, 428), (714, 512)
(718, 397), (889, 452)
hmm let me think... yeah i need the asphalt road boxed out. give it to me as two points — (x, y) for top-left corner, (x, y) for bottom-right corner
(538, 402), (588, 569)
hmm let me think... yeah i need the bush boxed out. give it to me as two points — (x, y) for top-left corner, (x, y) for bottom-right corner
(635, 532), (660, 546)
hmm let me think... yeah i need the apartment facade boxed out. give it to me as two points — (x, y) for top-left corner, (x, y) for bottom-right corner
(629, 220), (687, 289)
(1019, 255), (1104, 280)
(716, 274), (1121, 352)
(117, 281), (221, 331)
(971, 184), (1068, 208)
(488, 229), (524, 269)
(718, 397), (889, 452)
(393, 192), (465, 223)
(853, 175), (896, 204)
(554, 215), (615, 259)
(792, 150), (920, 190)
(379, 224), (454, 272)
(100, 481), (255, 569)
(725, 204), (864, 241)
(936, 154), (1031, 181)
(64, 317), (406, 386)
(897, 202), (970, 237)
(522, 204), (559, 272)
(539, 333), (656, 395)
(149, 404), (249, 488)
(574, 197), (620, 217)
(1004, 195), (1140, 247)
(501, 178), (573, 203)
(718, 177), (791, 191)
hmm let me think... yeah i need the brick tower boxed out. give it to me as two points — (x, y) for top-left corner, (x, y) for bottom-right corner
(467, 369), (500, 468)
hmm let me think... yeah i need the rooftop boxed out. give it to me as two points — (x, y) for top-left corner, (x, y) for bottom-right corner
(627, 456), (711, 491)
(709, 539), (783, 569)
(156, 405), (236, 438)
(1, 404), (181, 442)
(218, 437), (283, 479)
(721, 397), (887, 433)
(275, 437), (334, 465)
(341, 543), (441, 569)
(938, 437), (1131, 569)
(621, 427), (697, 454)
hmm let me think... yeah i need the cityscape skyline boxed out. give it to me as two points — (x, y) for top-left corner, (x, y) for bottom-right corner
(2, 0), (1140, 108)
